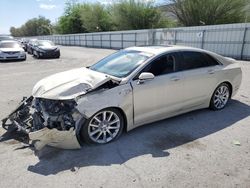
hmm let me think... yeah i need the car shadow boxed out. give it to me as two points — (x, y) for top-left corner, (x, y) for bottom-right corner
(0, 128), (29, 144)
(0, 59), (26, 63)
(32, 56), (59, 60)
(1, 100), (250, 176)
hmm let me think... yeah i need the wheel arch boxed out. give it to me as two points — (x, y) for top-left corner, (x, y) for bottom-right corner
(102, 106), (128, 132)
(209, 81), (232, 110)
(210, 81), (233, 100)
(220, 81), (233, 98)
(76, 106), (128, 146)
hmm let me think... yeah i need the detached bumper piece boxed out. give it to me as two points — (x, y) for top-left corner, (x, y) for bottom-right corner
(1, 96), (81, 150)
(2, 97), (34, 133)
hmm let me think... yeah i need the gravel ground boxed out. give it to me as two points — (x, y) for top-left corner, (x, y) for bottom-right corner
(0, 46), (249, 188)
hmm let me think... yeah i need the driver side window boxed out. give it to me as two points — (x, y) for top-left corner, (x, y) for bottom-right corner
(142, 53), (176, 76)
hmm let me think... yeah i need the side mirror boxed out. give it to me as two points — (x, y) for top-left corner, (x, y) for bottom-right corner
(138, 72), (154, 84)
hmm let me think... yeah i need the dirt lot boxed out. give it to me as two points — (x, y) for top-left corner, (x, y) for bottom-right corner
(0, 46), (249, 188)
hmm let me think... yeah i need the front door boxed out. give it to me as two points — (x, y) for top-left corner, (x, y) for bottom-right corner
(131, 52), (185, 126)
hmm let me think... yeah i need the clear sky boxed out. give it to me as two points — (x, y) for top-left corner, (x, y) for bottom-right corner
(0, 0), (166, 34)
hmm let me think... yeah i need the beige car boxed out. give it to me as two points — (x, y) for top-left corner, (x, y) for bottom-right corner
(2, 46), (242, 150)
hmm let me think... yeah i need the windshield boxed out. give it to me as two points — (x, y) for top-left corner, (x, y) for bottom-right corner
(0, 42), (20, 48)
(0, 36), (13, 41)
(37, 41), (54, 47)
(90, 50), (153, 78)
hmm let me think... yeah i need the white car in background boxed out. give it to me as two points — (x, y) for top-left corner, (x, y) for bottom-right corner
(0, 40), (26, 61)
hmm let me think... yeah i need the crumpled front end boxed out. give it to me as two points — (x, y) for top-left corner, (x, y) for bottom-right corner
(1, 96), (83, 150)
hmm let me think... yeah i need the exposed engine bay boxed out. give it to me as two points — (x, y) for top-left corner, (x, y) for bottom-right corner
(1, 96), (83, 150)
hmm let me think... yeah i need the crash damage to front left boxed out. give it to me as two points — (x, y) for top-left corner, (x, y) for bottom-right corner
(1, 67), (121, 150)
(2, 96), (84, 150)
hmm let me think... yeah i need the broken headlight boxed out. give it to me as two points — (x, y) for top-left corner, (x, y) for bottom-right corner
(33, 98), (78, 131)
(35, 98), (76, 116)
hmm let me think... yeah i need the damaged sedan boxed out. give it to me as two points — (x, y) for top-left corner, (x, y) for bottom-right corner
(1, 46), (242, 150)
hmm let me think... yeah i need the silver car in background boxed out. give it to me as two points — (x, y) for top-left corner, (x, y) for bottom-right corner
(2, 46), (242, 150)
(0, 40), (26, 61)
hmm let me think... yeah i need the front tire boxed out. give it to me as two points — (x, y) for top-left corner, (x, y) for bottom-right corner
(80, 108), (124, 144)
(210, 83), (231, 110)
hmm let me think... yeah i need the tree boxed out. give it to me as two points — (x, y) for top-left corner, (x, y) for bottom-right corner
(167, 0), (249, 26)
(10, 16), (52, 37)
(111, 0), (172, 30)
(54, 0), (175, 34)
(55, 2), (86, 34)
(80, 3), (113, 32)
(245, 3), (250, 22)
(55, 2), (113, 33)
(10, 27), (21, 37)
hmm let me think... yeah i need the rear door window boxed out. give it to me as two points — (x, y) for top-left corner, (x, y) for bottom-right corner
(179, 51), (218, 71)
(204, 53), (220, 66)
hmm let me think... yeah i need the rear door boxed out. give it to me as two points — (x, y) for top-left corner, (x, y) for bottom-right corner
(178, 51), (221, 108)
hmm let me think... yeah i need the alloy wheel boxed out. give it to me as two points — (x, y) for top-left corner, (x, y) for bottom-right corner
(88, 110), (121, 144)
(213, 85), (230, 109)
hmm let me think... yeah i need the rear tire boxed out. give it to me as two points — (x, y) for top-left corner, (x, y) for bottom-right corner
(210, 83), (231, 110)
(80, 108), (124, 145)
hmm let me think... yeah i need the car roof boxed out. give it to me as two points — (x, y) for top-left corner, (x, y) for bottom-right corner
(126, 45), (209, 56)
(125, 45), (230, 68)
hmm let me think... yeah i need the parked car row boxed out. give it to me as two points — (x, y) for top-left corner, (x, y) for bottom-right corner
(0, 36), (60, 61)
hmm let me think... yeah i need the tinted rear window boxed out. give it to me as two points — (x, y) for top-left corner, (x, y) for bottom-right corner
(180, 51), (218, 71)
(204, 53), (220, 66)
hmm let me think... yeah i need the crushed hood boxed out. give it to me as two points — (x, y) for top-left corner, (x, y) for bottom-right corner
(32, 67), (111, 100)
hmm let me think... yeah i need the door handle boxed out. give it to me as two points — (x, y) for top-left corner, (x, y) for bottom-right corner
(170, 76), (180, 81)
(207, 69), (215, 74)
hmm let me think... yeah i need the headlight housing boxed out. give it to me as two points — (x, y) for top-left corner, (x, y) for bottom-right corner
(35, 98), (77, 116)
